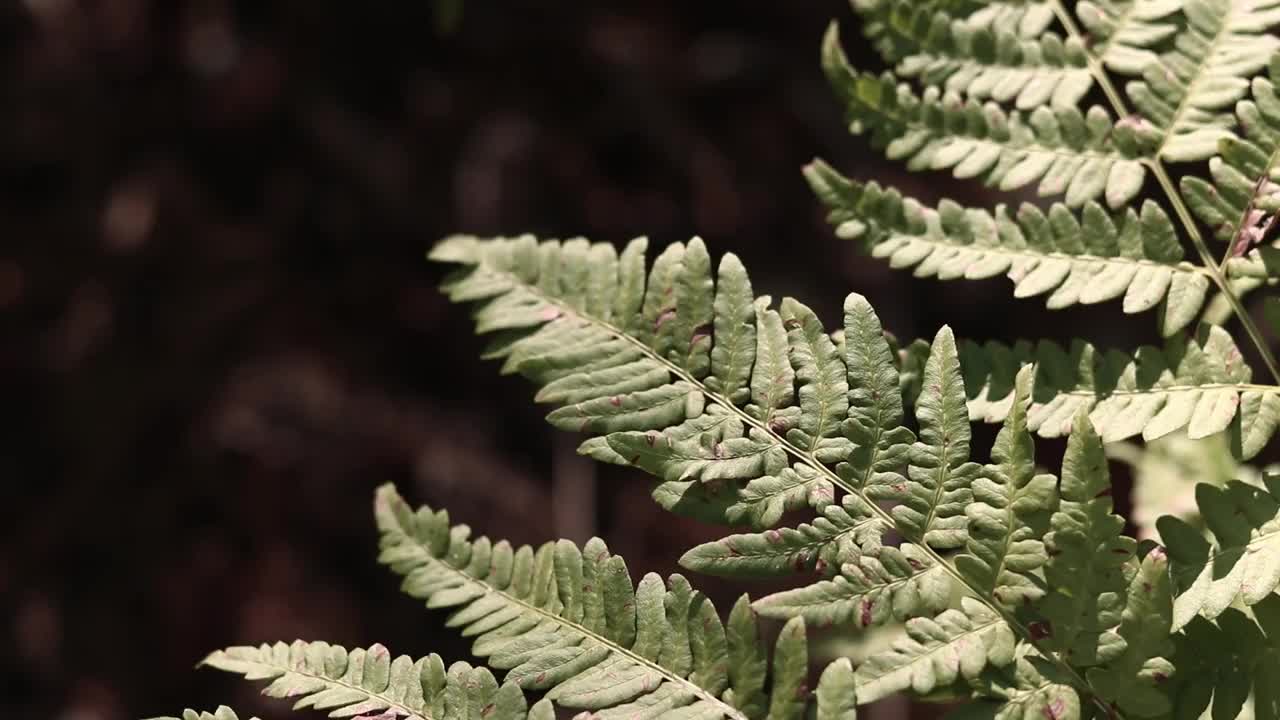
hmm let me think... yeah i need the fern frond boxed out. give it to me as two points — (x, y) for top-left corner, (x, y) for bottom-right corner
(201, 640), (552, 720)
(853, 0), (1056, 64)
(806, 159), (1224, 336)
(150, 708), (258, 720)
(881, 325), (982, 550)
(678, 495), (887, 578)
(854, 0), (1093, 111)
(852, 598), (1017, 704)
(1083, 546), (1174, 717)
(954, 368), (1057, 610)
(822, 24), (1148, 209)
(1040, 412), (1136, 667)
(1183, 54), (1280, 253)
(1125, 0), (1280, 162)
(964, 653), (1082, 720)
(815, 658), (859, 720)
(1157, 473), (1280, 630)
(749, 542), (952, 629)
(916, 324), (1272, 455)
(432, 233), (1159, 715)
(375, 483), (806, 720)
(1076, 0), (1183, 76)
(1164, 597), (1280, 718)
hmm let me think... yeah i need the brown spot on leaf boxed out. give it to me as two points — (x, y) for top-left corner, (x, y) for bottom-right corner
(1042, 698), (1066, 720)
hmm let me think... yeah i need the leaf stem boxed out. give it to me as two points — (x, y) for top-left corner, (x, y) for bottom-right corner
(1149, 159), (1280, 384)
(1048, 1), (1131, 116)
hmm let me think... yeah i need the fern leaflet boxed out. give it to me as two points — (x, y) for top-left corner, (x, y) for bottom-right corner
(806, 159), (1228, 336)
(375, 483), (806, 720)
(1158, 473), (1280, 630)
(822, 23), (1148, 209)
(201, 640), (554, 720)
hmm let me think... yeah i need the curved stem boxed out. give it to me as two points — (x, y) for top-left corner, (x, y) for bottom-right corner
(1149, 159), (1280, 384)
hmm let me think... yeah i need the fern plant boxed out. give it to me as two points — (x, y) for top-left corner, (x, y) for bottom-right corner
(157, 1), (1280, 719)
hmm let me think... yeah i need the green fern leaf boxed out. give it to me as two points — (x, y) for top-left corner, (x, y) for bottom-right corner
(882, 325), (982, 549)
(375, 483), (802, 720)
(432, 233), (1135, 712)
(959, 651), (1082, 720)
(954, 368), (1057, 610)
(806, 160), (1229, 336)
(1039, 411), (1135, 667)
(1158, 473), (1280, 630)
(853, 0), (1057, 65)
(768, 617), (810, 720)
(852, 1), (1093, 111)
(853, 598), (1016, 704)
(750, 542), (952, 629)
(679, 495), (887, 578)
(815, 658), (858, 720)
(1083, 546), (1175, 717)
(1183, 52), (1280, 254)
(918, 325), (1269, 454)
(725, 595), (768, 719)
(149, 708), (259, 720)
(1075, 0), (1183, 76)
(1125, 0), (1280, 162)
(1164, 597), (1280, 719)
(201, 640), (550, 720)
(837, 293), (916, 494)
(822, 24), (1148, 209)
(1110, 430), (1251, 539)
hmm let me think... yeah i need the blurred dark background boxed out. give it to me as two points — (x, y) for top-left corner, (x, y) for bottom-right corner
(0, 1), (1162, 718)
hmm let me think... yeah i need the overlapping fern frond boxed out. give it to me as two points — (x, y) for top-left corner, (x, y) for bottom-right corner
(817, 0), (1280, 347)
(374, 484), (812, 720)
(1127, 0), (1280, 163)
(1158, 473), (1280, 630)
(1163, 597), (1280, 718)
(435, 232), (1185, 717)
(1184, 55), (1280, 251)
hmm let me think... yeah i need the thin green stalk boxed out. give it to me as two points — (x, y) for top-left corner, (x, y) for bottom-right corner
(1150, 160), (1280, 384)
